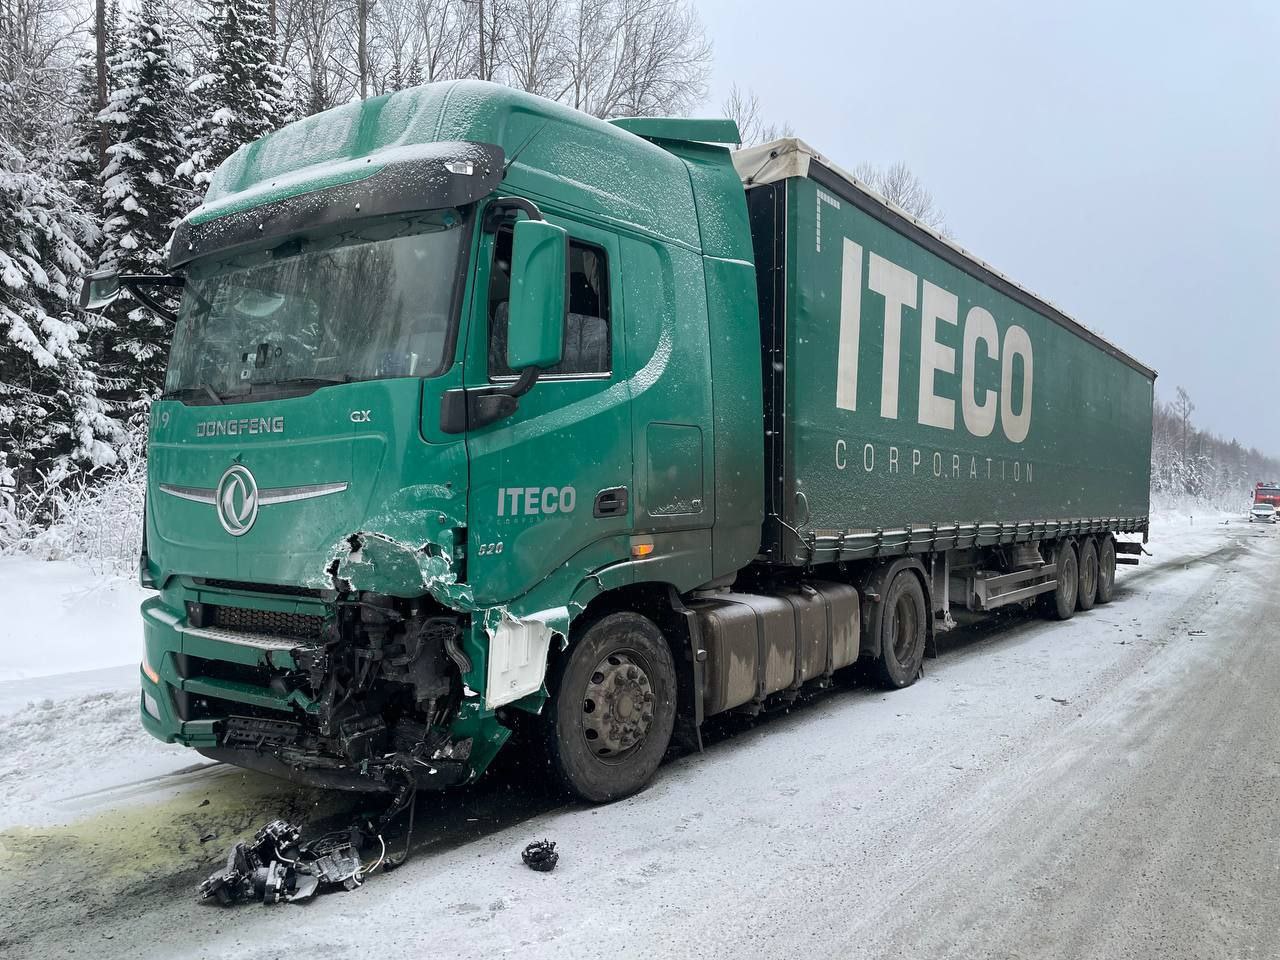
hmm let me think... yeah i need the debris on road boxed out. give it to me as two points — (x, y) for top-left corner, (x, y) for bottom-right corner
(522, 839), (559, 872)
(198, 819), (383, 906)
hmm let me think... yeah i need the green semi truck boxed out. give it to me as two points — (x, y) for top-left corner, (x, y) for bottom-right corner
(83, 80), (1155, 803)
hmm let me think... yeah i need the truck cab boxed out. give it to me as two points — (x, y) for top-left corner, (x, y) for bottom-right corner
(127, 81), (763, 799)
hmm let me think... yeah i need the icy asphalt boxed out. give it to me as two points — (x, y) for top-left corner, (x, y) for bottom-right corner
(1, 515), (1277, 959)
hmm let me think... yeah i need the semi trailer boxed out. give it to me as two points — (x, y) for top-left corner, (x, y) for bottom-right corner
(83, 80), (1155, 803)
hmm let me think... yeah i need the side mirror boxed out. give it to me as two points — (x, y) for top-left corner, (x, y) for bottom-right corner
(80, 270), (121, 310)
(506, 219), (566, 371)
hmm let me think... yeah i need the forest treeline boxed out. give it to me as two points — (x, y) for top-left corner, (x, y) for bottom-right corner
(0, 0), (712, 503)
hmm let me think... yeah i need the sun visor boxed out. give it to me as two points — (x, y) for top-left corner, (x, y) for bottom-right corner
(170, 141), (504, 270)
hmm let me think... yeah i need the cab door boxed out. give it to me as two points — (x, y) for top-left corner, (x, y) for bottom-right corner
(462, 210), (632, 606)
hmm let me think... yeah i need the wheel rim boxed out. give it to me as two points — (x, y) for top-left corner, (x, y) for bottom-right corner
(1083, 553), (1097, 597)
(890, 592), (919, 662)
(1101, 547), (1114, 593)
(581, 651), (655, 761)
(1063, 555), (1077, 606)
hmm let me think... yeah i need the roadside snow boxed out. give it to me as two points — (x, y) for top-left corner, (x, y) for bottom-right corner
(0, 558), (189, 829)
(0, 687), (196, 828)
(0, 558), (150, 683)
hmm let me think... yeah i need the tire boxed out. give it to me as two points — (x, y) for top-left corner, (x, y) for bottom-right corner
(871, 571), (928, 689)
(1047, 540), (1078, 621)
(1096, 536), (1117, 604)
(540, 611), (677, 803)
(1077, 538), (1098, 611)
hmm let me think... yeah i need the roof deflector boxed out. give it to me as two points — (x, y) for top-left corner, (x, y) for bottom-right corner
(609, 117), (741, 146)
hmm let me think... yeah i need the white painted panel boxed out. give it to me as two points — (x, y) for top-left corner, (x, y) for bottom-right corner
(484, 608), (566, 709)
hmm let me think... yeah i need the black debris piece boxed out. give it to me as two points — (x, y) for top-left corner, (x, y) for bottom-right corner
(522, 839), (558, 872)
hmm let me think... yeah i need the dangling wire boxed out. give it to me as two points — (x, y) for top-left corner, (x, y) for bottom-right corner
(382, 790), (418, 871)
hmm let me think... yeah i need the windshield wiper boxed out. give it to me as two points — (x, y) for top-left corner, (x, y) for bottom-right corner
(258, 375), (354, 389)
(198, 382), (225, 405)
(162, 382), (224, 404)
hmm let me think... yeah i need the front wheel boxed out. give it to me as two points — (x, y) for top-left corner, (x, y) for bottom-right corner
(541, 612), (677, 803)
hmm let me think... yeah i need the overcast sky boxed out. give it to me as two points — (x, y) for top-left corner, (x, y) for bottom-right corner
(699, 0), (1280, 453)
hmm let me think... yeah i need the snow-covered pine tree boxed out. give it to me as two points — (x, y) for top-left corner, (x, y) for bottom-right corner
(97, 0), (191, 406)
(178, 0), (285, 190)
(0, 97), (121, 504)
(67, 52), (106, 214)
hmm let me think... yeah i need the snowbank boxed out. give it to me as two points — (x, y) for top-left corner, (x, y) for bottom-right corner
(0, 558), (150, 683)
(1149, 492), (1247, 526)
(0, 559), (186, 829)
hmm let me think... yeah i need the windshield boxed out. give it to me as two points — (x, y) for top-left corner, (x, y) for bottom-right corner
(164, 211), (467, 403)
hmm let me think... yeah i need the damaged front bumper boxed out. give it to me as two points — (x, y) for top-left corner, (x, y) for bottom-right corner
(140, 579), (514, 792)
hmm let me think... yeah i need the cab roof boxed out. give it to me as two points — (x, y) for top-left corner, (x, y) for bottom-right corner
(190, 80), (706, 252)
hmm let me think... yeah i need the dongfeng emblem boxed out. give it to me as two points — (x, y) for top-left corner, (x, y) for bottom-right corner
(217, 464), (259, 536)
(159, 468), (349, 534)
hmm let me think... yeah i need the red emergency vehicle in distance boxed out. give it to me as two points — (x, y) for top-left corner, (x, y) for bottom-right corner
(1255, 482), (1280, 508)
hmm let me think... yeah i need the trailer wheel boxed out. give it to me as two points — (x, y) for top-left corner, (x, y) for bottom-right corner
(1095, 536), (1117, 604)
(1077, 538), (1099, 611)
(872, 572), (927, 689)
(1047, 541), (1078, 620)
(541, 612), (677, 803)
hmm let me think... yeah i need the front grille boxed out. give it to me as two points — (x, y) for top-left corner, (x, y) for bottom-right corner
(186, 654), (275, 688)
(195, 578), (322, 599)
(206, 604), (325, 641)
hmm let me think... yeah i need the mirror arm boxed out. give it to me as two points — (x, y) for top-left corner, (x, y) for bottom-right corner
(484, 197), (551, 395)
(496, 365), (540, 399)
(482, 196), (544, 232)
(120, 277), (182, 323)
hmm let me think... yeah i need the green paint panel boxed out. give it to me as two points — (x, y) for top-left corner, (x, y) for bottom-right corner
(749, 174), (1154, 565)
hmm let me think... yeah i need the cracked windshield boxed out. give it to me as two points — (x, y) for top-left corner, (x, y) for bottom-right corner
(164, 212), (464, 402)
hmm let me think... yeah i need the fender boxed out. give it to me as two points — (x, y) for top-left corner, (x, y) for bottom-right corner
(856, 557), (935, 660)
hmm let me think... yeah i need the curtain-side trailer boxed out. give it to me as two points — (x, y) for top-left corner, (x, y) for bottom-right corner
(733, 140), (1153, 672)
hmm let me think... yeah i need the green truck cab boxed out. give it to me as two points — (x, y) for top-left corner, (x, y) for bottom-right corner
(87, 80), (1153, 801)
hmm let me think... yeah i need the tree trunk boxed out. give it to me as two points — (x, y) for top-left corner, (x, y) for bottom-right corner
(357, 0), (369, 99)
(96, 0), (108, 171)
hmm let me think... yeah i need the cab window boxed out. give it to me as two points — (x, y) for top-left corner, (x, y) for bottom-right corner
(487, 224), (611, 378)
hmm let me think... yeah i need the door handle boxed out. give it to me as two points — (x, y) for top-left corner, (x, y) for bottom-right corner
(594, 486), (628, 518)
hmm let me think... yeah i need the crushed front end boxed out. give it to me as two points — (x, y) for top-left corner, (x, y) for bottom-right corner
(140, 577), (511, 792)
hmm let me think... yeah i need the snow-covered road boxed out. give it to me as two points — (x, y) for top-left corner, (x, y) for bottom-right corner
(2, 514), (1277, 959)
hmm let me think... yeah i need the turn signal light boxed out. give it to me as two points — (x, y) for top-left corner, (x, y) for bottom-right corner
(630, 538), (655, 558)
(141, 654), (160, 685)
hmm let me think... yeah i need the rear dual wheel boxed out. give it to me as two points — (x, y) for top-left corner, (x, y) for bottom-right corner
(872, 571), (928, 689)
(1095, 536), (1117, 604)
(1046, 540), (1079, 620)
(1077, 538), (1099, 611)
